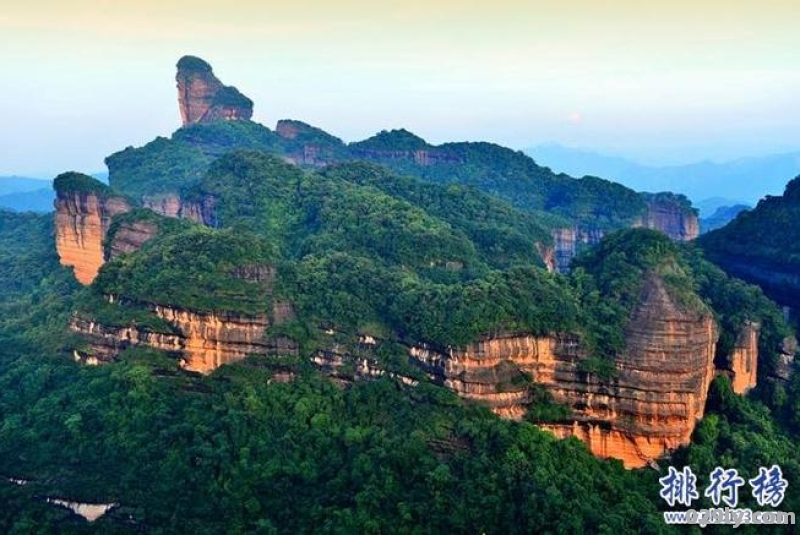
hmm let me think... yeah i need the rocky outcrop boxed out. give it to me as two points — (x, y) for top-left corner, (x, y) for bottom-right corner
(55, 190), (130, 284)
(45, 499), (117, 522)
(410, 275), (717, 468)
(535, 242), (556, 273)
(56, 190), (218, 286)
(638, 195), (699, 241)
(773, 336), (797, 383)
(550, 227), (605, 273)
(176, 56), (253, 126)
(720, 322), (759, 394)
(106, 220), (158, 260)
(71, 301), (296, 374)
(142, 193), (218, 227)
(550, 200), (698, 273)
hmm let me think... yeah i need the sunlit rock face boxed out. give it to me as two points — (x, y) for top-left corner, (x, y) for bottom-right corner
(71, 300), (297, 374)
(176, 55), (253, 126)
(722, 322), (760, 395)
(55, 191), (130, 284)
(410, 275), (717, 468)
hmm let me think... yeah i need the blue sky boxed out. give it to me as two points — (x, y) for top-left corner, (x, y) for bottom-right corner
(1, 0), (798, 176)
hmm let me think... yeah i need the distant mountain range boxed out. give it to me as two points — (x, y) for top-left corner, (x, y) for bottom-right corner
(525, 143), (800, 206)
(0, 173), (106, 213)
(0, 175), (50, 196)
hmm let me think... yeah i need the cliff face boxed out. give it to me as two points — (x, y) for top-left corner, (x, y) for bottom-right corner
(550, 227), (605, 273)
(106, 220), (158, 260)
(55, 191), (130, 284)
(410, 275), (717, 468)
(720, 322), (759, 395)
(142, 194), (218, 227)
(549, 200), (698, 274)
(638, 198), (699, 241)
(72, 301), (295, 374)
(56, 190), (219, 286)
(176, 56), (253, 126)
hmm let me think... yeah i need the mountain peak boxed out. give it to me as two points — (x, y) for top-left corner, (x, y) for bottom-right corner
(175, 55), (253, 126)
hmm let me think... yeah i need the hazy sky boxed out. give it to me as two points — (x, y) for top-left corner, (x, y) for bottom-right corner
(1, 0), (798, 176)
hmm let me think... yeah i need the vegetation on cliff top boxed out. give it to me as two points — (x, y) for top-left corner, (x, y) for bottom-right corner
(2, 209), (799, 532)
(53, 172), (113, 196)
(641, 191), (698, 216)
(350, 128), (429, 152)
(176, 55), (213, 72)
(95, 226), (275, 315)
(211, 85), (254, 110)
(106, 118), (650, 234)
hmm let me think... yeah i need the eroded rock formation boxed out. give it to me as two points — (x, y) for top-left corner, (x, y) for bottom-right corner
(142, 194), (218, 227)
(71, 302), (293, 374)
(411, 274), (717, 468)
(638, 198), (699, 241)
(723, 322), (759, 394)
(550, 227), (605, 273)
(55, 190), (130, 284)
(176, 56), (253, 126)
(106, 220), (159, 260)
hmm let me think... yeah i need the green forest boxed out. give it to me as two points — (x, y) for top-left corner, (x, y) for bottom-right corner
(2, 117), (799, 533)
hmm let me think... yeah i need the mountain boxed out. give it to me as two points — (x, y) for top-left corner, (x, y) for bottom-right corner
(0, 174), (106, 213)
(700, 175), (800, 308)
(0, 175), (50, 196)
(526, 143), (800, 205)
(1, 56), (798, 531)
(699, 204), (751, 234)
(0, 188), (55, 213)
(54, 56), (790, 467)
(694, 196), (751, 218)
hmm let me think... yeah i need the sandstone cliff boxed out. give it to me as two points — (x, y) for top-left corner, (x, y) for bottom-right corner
(547, 200), (698, 273)
(637, 195), (699, 241)
(55, 189), (220, 287)
(142, 193), (218, 227)
(410, 274), (717, 468)
(106, 220), (159, 260)
(549, 227), (605, 273)
(275, 119), (345, 167)
(54, 181), (131, 284)
(176, 56), (253, 126)
(720, 322), (759, 395)
(72, 300), (296, 374)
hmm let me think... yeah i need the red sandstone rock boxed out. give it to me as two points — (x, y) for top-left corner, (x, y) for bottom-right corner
(55, 191), (130, 284)
(410, 274), (717, 468)
(176, 56), (253, 126)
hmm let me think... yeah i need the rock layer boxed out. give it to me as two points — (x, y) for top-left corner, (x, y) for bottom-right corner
(638, 198), (699, 241)
(550, 227), (605, 273)
(176, 56), (253, 126)
(106, 220), (158, 260)
(55, 191), (130, 284)
(142, 194), (218, 227)
(71, 303), (289, 374)
(410, 275), (717, 468)
(724, 322), (759, 394)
